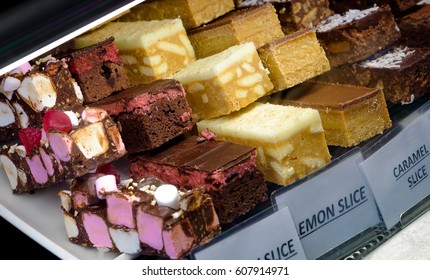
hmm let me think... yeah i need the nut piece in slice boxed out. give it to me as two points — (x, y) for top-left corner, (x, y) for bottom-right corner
(258, 28), (330, 92)
(197, 102), (332, 186)
(188, 3), (284, 59)
(171, 42), (273, 121)
(75, 19), (196, 85)
(118, 0), (235, 30)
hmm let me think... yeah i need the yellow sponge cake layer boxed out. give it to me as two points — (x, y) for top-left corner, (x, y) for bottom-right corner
(171, 42), (273, 120)
(188, 3), (284, 59)
(75, 19), (195, 85)
(258, 28), (331, 92)
(197, 102), (331, 186)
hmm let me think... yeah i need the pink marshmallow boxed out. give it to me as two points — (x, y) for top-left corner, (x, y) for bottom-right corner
(163, 221), (194, 260)
(136, 211), (164, 251)
(48, 133), (73, 162)
(26, 155), (48, 184)
(12, 62), (32, 75)
(82, 212), (113, 248)
(95, 175), (117, 199)
(107, 193), (135, 229)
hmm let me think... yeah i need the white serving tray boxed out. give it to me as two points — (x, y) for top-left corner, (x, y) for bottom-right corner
(0, 160), (140, 260)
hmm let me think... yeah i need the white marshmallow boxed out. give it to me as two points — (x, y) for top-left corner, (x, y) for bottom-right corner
(1, 76), (21, 94)
(64, 111), (80, 127)
(0, 101), (15, 127)
(0, 155), (18, 190)
(95, 175), (118, 199)
(154, 184), (180, 210)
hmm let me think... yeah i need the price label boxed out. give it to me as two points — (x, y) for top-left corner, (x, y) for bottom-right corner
(191, 206), (306, 260)
(360, 113), (430, 229)
(274, 150), (380, 259)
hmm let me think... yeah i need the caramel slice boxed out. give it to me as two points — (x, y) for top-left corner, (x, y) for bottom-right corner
(75, 19), (196, 85)
(118, 0), (235, 30)
(188, 3), (284, 59)
(315, 46), (430, 105)
(197, 102), (331, 186)
(258, 28), (330, 92)
(171, 42), (273, 121)
(268, 81), (392, 147)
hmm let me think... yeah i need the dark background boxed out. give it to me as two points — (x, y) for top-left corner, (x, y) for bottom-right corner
(0, 0), (136, 72)
(0, 0), (136, 260)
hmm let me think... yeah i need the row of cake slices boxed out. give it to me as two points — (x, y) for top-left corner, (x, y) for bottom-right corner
(0, 0), (429, 259)
(53, 0), (430, 260)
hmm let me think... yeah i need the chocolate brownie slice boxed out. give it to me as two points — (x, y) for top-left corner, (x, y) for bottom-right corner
(129, 135), (269, 224)
(68, 37), (129, 103)
(91, 79), (194, 153)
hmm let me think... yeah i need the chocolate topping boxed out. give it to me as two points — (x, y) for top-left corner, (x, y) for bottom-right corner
(141, 135), (255, 173)
(274, 81), (381, 110)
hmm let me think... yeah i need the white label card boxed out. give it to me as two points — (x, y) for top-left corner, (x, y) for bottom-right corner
(274, 151), (380, 259)
(191, 206), (306, 260)
(360, 111), (430, 229)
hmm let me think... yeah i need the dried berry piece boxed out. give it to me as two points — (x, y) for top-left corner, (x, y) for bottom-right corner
(18, 128), (42, 154)
(43, 109), (72, 133)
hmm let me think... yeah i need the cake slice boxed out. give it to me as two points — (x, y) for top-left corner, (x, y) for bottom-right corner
(118, 0), (235, 30)
(268, 81), (393, 147)
(59, 174), (221, 259)
(0, 108), (126, 193)
(373, 0), (421, 15)
(258, 28), (331, 92)
(188, 3), (284, 59)
(197, 102), (331, 186)
(315, 46), (430, 104)
(68, 37), (129, 103)
(236, 0), (333, 35)
(398, 4), (430, 47)
(129, 135), (268, 224)
(315, 4), (401, 67)
(75, 20), (196, 85)
(171, 42), (273, 121)
(90, 79), (195, 153)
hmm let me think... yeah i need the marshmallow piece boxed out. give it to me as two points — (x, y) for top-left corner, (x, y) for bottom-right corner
(0, 101), (15, 127)
(154, 184), (180, 210)
(95, 175), (118, 199)
(109, 227), (142, 255)
(17, 74), (57, 112)
(1, 76), (21, 94)
(12, 62), (32, 75)
(0, 155), (18, 190)
(64, 111), (80, 127)
(12, 102), (29, 128)
(81, 107), (108, 123)
(58, 190), (73, 212)
(63, 214), (79, 239)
